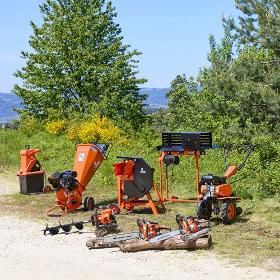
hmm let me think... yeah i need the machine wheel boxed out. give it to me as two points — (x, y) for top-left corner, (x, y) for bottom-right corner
(220, 200), (236, 224)
(84, 197), (95, 211)
(124, 203), (134, 212)
(236, 206), (243, 216)
(108, 203), (121, 215)
(196, 199), (212, 220)
(43, 185), (52, 193)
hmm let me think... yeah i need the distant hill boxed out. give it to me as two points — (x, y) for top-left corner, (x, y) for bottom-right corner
(140, 88), (169, 109)
(0, 92), (22, 122)
(0, 88), (169, 122)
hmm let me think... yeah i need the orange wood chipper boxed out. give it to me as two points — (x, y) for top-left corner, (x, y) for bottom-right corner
(17, 145), (46, 194)
(46, 143), (109, 216)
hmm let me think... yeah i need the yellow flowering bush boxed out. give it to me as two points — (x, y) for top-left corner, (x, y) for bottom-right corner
(45, 120), (66, 135)
(66, 115), (120, 143)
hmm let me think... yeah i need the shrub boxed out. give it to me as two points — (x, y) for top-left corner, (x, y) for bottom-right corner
(67, 115), (120, 143)
(45, 120), (66, 135)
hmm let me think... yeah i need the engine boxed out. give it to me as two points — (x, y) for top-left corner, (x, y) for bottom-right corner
(199, 174), (232, 198)
(48, 170), (79, 191)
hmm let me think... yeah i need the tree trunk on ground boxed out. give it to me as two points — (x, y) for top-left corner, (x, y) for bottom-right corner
(119, 234), (211, 252)
(86, 233), (212, 251)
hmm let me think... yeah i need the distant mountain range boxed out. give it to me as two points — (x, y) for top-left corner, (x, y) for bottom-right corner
(0, 92), (22, 122)
(0, 88), (169, 122)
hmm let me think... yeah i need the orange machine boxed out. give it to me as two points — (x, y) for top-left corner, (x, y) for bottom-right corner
(47, 143), (109, 216)
(157, 132), (213, 203)
(91, 207), (118, 236)
(17, 145), (46, 194)
(197, 144), (255, 224)
(137, 218), (170, 240)
(113, 156), (166, 216)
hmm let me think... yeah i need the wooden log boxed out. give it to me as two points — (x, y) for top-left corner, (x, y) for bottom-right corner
(86, 237), (125, 249)
(119, 234), (211, 252)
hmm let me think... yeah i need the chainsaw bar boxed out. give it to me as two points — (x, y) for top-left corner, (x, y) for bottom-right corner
(149, 228), (211, 244)
(102, 231), (140, 244)
(149, 229), (181, 244)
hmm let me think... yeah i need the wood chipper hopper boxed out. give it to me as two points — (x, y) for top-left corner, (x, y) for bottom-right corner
(17, 145), (46, 194)
(47, 143), (109, 216)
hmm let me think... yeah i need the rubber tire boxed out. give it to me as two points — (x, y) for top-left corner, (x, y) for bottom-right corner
(196, 199), (212, 220)
(84, 197), (95, 211)
(236, 206), (243, 216)
(43, 185), (52, 193)
(109, 203), (121, 215)
(220, 200), (236, 224)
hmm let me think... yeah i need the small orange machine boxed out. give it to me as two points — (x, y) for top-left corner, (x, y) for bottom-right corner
(47, 143), (109, 216)
(17, 145), (46, 194)
(113, 156), (165, 216)
(196, 144), (255, 224)
(157, 132), (213, 203)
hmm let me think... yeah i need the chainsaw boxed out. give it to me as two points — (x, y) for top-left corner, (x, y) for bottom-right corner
(100, 218), (170, 244)
(148, 215), (210, 244)
(91, 207), (118, 237)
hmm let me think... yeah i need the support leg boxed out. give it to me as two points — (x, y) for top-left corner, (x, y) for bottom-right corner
(146, 192), (159, 216)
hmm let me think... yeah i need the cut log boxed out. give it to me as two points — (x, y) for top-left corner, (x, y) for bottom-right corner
(86, 237), (124, 249)
(119, 234), (211, 252)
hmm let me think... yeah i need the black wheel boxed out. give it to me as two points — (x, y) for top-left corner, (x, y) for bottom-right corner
(236, 206), (243, 216)
(84, 197), (95, 211)
(108, 203), (120, 215)
(43, 185), (52, 193)
(220, 200), (236, 224)
(61, 225), (72, 233)
(196, 199), (212, 220)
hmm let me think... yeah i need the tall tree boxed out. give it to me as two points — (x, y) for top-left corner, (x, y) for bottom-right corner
(224, 0), (280, 56)
(14, 0), (147, 127)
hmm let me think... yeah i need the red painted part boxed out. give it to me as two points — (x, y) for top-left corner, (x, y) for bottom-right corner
(18, 148), (42, 175)
(113, 162), (126, 176)
(224, 165), (238, 178)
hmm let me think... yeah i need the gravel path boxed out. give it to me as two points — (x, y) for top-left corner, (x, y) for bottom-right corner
(0, 175), (280, 280)
(0, 172), (19, 195)
(1, 216), (280, 280)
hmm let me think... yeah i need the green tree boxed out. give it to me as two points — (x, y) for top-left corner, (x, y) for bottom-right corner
(224, 0), (280, 56)
(14, 0), (147, 127)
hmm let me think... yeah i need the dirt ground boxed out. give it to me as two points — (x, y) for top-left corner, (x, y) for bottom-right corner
(1, 174), (280, 280)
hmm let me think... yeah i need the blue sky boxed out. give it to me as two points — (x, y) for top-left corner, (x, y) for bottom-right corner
(0, 0), (240, 92)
